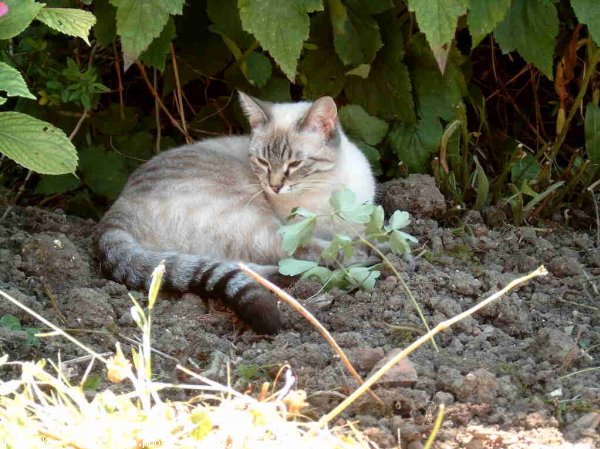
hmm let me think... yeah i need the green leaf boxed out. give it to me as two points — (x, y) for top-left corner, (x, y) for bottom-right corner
(238, 0), (324, 81)
(79, 146), (128, 199)
(493, 0), (558, 79)
(93, 0), (116, 46)
(257, 75), (292, 102)
(0, 315), (21, 331)
(347, 266), (380, 290)
(207, 0), (252, 46)
(346, 64), (371, 78)
(472, 156), (489, 210)
(511, 153), (541, 184)
(0, 112), (78, 175)
(386, 210), (410, 231)
(388, 115), (443, 173)
(467, 0), (511, 47)
(407, 33), (467, 122)
(330, 189), (374, 224)
(344, 14), (415, 122)
(303, 266), (333, 283)
(584, 102), (600, 171)
(571, 0), (600, 46)
(298, 48), (346, 100)
(365, 205), (384, 236)
(35, 174), (80, 195)
(278, 258), (317, 276)
(329, 0), (383, 66)
(35, 7), (97, 45)
(278, 216), (317, 255)
(523, 181), (564, 215)
(322, 234), (354, 261)
(407, 0), (467, 48)
(289, 207), (317, 219)
(140, 17), (176, 71)
(0, 0), (45, 40)
(389, 230), (411, 255)
(246, 52), (272, 88)
(0, 62), (35, 101)
(339, 104), (389, 146)
(109, 0), (184, 68)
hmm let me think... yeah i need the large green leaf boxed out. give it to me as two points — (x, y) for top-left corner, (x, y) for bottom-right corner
(0, 62), (35, 105)
(467, 0), (511, 46)
(207, 0), (252, 46)
(246, 52), (273, 88)
(298, 48), (346, 99)
(238, 0), (323, 81)
(35, 7), (97, 45)
(571, 0), (600, 46)
(388, 115), (443, 173)
(0, 112), (77, 175)
(344, 14), (415, 122)
(585, 102), (600, 172)
(0, 0), (44, 40)
(329, 0), (384, 66)
(407, 0), (467, 48)
(493, 0), (558, 79)
(339, 104), (388, 146)
(407, 33), (466, 122)
(140, 17), (176, 71)
(109, 0), (184, 68)
(79, 146), (128, 199)
(93, 0), (116, 45)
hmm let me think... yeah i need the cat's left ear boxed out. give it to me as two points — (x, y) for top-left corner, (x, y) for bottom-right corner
(300, 96), (338, 139)
(239, 91), (271, 128)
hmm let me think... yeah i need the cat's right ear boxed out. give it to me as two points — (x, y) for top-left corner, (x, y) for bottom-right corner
(239, 92), (271, 128)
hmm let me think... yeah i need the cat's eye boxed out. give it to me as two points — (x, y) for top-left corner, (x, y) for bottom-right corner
(254, 157), (270, 169)
(284, 160), (303, 175)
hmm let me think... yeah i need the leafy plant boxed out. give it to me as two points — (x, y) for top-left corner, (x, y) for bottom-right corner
(0, 314), (41, 347)
(0, 1), (97, 175)
(277, 189), (417, 291)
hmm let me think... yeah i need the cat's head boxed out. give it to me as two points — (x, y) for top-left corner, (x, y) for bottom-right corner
(239, 92), (341, 196)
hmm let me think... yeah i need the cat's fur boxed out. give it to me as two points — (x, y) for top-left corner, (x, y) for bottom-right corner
(96, 93), (375, 334)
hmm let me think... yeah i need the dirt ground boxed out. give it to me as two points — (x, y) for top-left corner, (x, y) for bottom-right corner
(0, 182), (598, 448)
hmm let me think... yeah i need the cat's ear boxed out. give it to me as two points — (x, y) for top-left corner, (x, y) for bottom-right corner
(300, 96), (338, 138)
(239, 91), (271, 128)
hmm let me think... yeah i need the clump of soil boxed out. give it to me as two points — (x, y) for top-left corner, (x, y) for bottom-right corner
(0, 191), (598, 448)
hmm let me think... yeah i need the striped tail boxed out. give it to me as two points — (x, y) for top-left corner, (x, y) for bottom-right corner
(95, 224), (282, 334)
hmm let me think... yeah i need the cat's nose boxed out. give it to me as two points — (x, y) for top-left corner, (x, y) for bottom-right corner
(271, 184), (283, 193)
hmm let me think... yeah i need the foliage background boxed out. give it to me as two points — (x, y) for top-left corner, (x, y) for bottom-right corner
(0, 0), (598, 222)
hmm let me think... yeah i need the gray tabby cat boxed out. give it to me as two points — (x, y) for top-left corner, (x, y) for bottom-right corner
(96, 93), (375, 334)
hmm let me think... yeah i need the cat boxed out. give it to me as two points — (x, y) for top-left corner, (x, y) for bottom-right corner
(95, 93), (376, 334)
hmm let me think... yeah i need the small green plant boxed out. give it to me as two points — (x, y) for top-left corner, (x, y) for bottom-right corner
(0, 314), (41, 347)
(277, 188), (417, 291)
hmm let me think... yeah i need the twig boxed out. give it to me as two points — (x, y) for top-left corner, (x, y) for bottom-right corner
(558, 366), (600, 380)
(135, 61), (188, 139)
(0, 171), (32, 221)
(0, 289), (109, 364)
(170, 43), (191, 144)
(112, 41), (125, 119)
(319, 266), (548, 425)
(238, 263), (384, 406)
(68, 109), (89, 140)
(551, 46), (600, 159)
(153, 68), (161, 154)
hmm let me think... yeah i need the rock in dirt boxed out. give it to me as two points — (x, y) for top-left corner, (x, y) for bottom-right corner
(347, 347), (384, 373)
(58, 288), (115, 328)
(20, 234), (90, 293)
(534, 328), (578, 365)
(455, 368), (498, 404)
(379, 175), (447, 219)
(369, 350), (418, 387)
